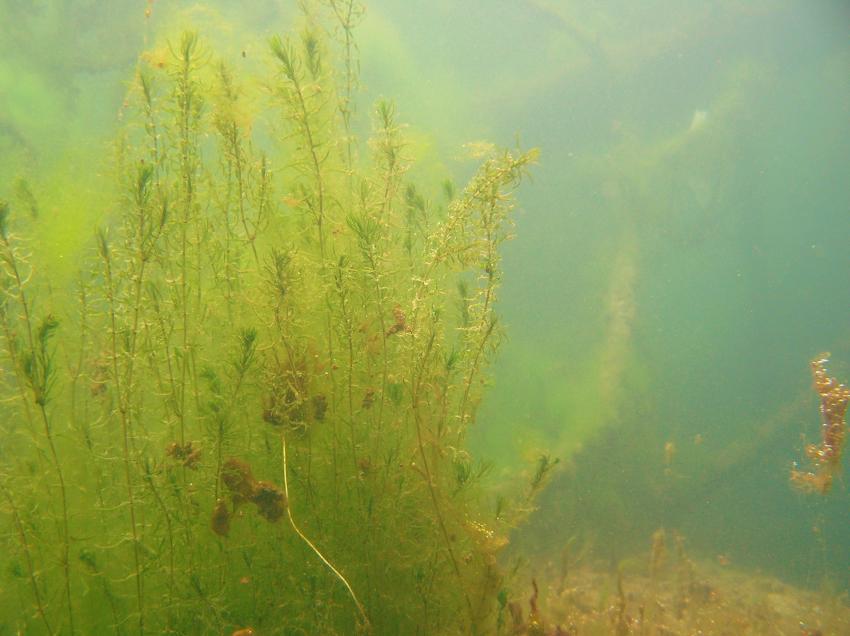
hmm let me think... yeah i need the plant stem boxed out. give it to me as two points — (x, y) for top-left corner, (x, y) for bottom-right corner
(100, 236), (145, 635)
(1, 481), (53, 634)
(410, 324), (475, 629)
(281, 432), (371, 632)
(0, 229), (75, 634)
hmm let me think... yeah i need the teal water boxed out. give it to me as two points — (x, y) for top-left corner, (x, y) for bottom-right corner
(0, 1), (848, 634)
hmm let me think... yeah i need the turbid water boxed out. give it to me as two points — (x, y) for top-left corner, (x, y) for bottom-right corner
(0, 2), (847, 634)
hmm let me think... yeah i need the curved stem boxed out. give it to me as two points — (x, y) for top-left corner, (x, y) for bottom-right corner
(281, 432), (370, 632)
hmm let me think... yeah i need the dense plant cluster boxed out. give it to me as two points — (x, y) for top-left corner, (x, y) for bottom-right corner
(0, 3), (538, 634)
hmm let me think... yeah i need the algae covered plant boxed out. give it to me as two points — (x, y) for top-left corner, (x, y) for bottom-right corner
(0, 2), (539, 633)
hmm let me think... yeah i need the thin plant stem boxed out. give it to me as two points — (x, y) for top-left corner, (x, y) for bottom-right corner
(1, 481), (53, 634)
(410, 325), (475, 629)
(0, 221), (75, 635)
(99, 232), (146, 635)
(281, 431), (371, 632)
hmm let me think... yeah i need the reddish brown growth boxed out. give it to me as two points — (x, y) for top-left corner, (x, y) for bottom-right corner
(166, 441), (201, 470)
(221, 458), (257, 505)
(791, 354), (849, 494)
(508, 578), (547, 636)
(219, 457), (287, 527)
(253, 480), (286, 522)
(211, 498), (231, 537)
(386, 304), (410, 336)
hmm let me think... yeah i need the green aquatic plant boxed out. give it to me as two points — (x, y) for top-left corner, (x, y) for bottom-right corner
(98, 223), (144, 635)
(0, 479), (51, 634)
(0, 4), (538, 633)
(279, 432), (371, 630)
(0, 200), (75, 634)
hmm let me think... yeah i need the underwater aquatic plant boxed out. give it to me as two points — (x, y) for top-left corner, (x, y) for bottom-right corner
(0, 480), (51, 634)
(791, 354), (849, 494)
(0, 200), (75, 634)
(0, 3), (538, 633)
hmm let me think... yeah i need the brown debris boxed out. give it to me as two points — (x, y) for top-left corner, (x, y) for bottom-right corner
(517, 529), (850, 636)
(312, 393), (328, 421)
(386, 304), (410, 336)
(211, 498), (231, 537)
(222, 458), (257, 505)
(253, 480), (286, 522)
(219, 457), (287, 529)
(361, 388), (375, 410)
(166, 441), (202, 470)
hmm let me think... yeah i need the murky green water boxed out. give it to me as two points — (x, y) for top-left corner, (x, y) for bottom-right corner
(0, 2), (847, 634)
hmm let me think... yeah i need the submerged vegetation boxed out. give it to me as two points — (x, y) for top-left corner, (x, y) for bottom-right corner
(0, 3), (539, 634)
(790, 355), (849, 495)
